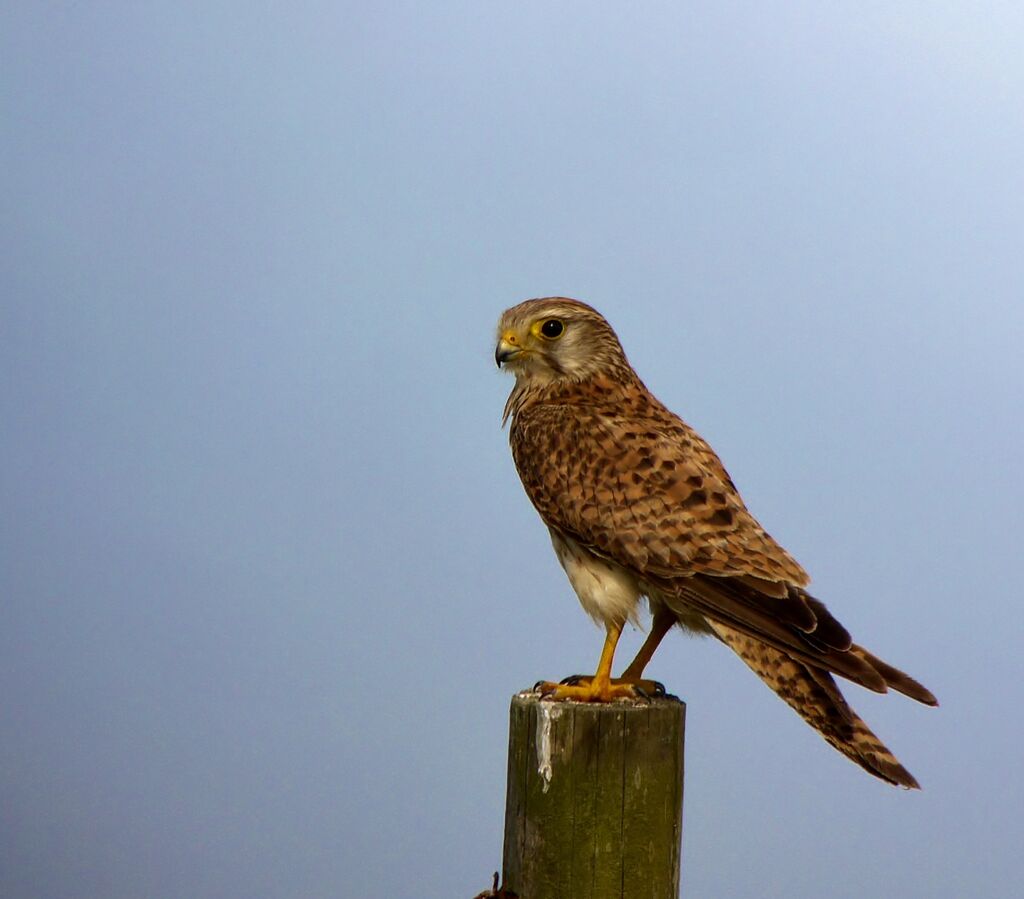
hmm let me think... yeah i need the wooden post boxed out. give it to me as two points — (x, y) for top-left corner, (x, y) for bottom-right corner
(501, 691), (685, 899)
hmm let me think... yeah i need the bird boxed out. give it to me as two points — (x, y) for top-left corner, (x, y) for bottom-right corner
(495, 297), (936, 788)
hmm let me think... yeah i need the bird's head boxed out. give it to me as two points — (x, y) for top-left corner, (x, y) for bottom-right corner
(495, 297), (631, 385)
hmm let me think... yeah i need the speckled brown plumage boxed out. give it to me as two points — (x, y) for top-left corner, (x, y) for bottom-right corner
(496, 297), (936, 788)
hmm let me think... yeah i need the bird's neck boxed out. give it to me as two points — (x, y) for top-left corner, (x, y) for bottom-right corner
(503, 371), (641, 426)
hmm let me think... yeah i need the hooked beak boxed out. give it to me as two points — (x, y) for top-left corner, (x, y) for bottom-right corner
(495, 331), (523, 368)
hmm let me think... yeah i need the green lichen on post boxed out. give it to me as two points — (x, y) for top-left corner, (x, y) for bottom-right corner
(501, 691), (685, 899)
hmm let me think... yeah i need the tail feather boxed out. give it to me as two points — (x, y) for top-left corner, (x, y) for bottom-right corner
(708, 620), (922, 788)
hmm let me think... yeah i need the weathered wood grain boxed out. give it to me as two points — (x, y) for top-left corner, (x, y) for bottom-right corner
(501, 692), (685, 898)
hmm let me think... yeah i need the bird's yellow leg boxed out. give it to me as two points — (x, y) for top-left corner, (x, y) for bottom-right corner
(619, 607), (675, 682)
(554, 608), (676, 697)
(537, 622), (639, 701)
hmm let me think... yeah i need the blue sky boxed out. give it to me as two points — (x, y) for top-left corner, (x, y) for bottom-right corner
(2, 3), (1022, 896)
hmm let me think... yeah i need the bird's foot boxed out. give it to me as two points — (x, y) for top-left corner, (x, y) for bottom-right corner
(560, 673), (666, 698)
(534, 675), (658, 702)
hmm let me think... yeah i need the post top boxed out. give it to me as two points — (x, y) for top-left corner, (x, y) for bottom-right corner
(511, 688), (685, 711)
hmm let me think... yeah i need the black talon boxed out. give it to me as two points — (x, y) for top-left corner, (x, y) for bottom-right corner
(651, 680), (666, 696)
(560, 674), (587, 685)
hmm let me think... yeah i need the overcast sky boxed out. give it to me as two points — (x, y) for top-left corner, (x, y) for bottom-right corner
(3, 3), (1023, 897)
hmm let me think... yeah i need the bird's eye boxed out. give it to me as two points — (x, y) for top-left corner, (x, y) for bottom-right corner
(540, 319), (564, 339)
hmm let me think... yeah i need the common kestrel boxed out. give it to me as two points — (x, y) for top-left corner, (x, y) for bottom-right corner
(495, 297), (936, 788)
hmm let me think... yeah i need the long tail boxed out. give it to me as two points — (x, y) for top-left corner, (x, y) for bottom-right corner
(707, 620), (926, 788)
